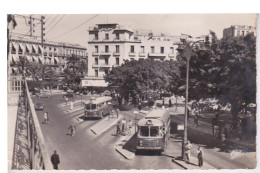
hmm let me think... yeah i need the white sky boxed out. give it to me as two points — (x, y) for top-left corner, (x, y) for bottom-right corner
(12, 14), (256, 46)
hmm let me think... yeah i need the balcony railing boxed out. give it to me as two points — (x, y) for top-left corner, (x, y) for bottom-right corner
(100, 51), (111, 56)
(129, 52), (136, 56)
(100, 64), (112, 68)
(148, 52), (167, 57)
(168, 53), (175, 58)
(139, 52), (146, 57)
(92, 52), (100, 56)
(113, 52), (120, 56)
(92, 64), (99, 68)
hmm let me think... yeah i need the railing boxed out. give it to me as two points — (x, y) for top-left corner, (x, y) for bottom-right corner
(24, 80), (52, 169)
(129, 52), (136, 56)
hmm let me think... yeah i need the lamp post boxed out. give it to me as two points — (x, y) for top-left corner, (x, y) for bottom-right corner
(80, 93), (83, 106)
(177, 38), (205, 160)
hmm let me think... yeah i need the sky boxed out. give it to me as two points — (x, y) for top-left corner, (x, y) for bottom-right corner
(12, 14), (257, 47)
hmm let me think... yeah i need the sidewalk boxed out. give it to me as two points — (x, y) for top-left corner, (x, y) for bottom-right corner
(90, 114), (122, 135)
(172, 156), (215, 169)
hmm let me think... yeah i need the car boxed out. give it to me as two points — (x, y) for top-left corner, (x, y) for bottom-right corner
(102, 90), (111, 96)
(63, 92), (74, 98)
(35, 103), (44, 110)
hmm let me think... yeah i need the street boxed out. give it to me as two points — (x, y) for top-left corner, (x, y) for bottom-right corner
(32, 94), (183, 169)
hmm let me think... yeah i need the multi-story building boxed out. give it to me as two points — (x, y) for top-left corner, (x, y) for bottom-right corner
(223, 25), (256, 38)
(82, 23), (186, 88)
(8, 36), (87, 75)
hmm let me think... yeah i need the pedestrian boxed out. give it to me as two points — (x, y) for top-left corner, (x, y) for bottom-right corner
(44, 112), (49, 124)
(169, 99), (172, 107)
(51, 150), (60, 170)
(116, 121), (121, 136)
(138, 102), (142, 111)
(127, 120), (133, 131)
(68, 122), (76, 136)
(211, 117), (217, 135)
(162, 98), (165, 106)
(184, 141), (192, 163)
(121, 118), (126, 132)
(65, 96), (68, 105)
(197, 146), (203, 167)
(193, 113), (199, 128)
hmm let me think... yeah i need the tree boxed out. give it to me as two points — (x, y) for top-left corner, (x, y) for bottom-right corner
(26, 62), (42, 81)
(176, 32), (256, 128)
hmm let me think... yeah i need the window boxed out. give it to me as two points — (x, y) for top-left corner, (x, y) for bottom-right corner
(95, 45), (98, 53)
(170, 47), (174, 54)
(105, 45), (109, 52)
(150, 127), (159, 137)
(160, 47), (164, 54)
(105, 70), (109, 75)
(105, 33), (109, 40)
(140, 126), (149, 136)
(116, 33), (120, 40)
(116, 45), (120, 53)
(116, 58), (119, 65)
(242, 31), (245, 36)
(94, 33), (98, 40)
(130, 46), (134, 53)
(237, 30), (240, 36)
(141, 46), (145, 53)
(105, 58), (108, 65)
(151, 46), (154, 53)
(95, 58), (98, 65)
(95, 70), (98, 77)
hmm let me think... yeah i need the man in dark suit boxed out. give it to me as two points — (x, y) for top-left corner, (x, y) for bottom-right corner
(51, 150), (60, 170)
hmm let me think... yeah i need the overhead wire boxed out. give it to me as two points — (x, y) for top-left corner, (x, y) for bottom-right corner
(45, 14), (59, 28)
(46, 14), (66, 34)
(50, 14), (99, 40)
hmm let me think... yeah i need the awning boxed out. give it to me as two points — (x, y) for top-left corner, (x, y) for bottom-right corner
(32, 56), (38, 62)
(12, 42), (18, 50)
(32, 44), (38, 53)
(54, 57), (59, 63)
(81, 78), (108, 87)
(39, 45), (43, 52)
(26, 43), (32, 52)
(19, 43), (25, 51)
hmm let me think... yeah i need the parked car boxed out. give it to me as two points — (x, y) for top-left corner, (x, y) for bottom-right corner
(63, 92), (74, 98)
(101, 90), (111, 96)
(35, 103), (44, 110)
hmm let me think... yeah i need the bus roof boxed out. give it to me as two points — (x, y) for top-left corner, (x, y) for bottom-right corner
(85, 96), (112, 104)
(138, 109), (170, 126)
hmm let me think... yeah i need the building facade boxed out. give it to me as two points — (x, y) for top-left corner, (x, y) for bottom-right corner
(8, 36), (87, 75)
(82, 23), (185, 88)
(223, 25), (256, 38)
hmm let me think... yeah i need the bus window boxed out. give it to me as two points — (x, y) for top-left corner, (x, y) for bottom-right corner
(150, 127), (159, 137)
(86, 104), (97, 110)
(140, 126), (149, 136)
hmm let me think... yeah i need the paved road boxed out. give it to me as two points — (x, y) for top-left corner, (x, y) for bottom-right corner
(32, 95), (183, 170)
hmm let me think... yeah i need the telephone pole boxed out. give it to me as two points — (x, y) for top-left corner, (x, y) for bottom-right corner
(41, 16), (45, 46)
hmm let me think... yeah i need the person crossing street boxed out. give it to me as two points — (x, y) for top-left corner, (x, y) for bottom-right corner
(68, 122), (77, 136)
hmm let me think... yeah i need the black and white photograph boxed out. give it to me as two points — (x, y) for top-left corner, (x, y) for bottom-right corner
(5, 11), (258, 171)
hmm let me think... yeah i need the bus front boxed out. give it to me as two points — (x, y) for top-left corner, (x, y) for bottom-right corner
(137, 119), (165, 151)
(84, 102), (99, 118)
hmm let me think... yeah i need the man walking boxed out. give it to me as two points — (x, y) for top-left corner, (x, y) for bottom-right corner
(44, 112), (49, 124)
(184, 141), (192, 163)
(116, 121), (121, 136)
(51, 150), (60, 170)
(68, 122), (76, 136)
(197, 146), (203, 167)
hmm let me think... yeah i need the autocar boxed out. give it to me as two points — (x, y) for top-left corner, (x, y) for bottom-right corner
(35, 103), (44, 110)
(102, 90), (111, 96)
(63, 92), (74, 98)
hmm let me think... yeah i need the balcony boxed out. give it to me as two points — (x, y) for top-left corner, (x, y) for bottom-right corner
(100, 64), (112, 68)
(148, 52), (167, 57)
(129, 52), (136, 57)
(112, 64), (120, 67)
(168, 53), (175, 58)
(100, 51), (111, 56)
(139, 52), (146, 57)
(92, 52), (100, 56)
(113, 52), (120, 56)
(92, 64), (99, 68)
(11, 51), (16, 54)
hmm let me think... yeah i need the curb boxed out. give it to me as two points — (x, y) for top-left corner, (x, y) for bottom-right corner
(171, 156), (216, 169)
(115, 145), (135, 160)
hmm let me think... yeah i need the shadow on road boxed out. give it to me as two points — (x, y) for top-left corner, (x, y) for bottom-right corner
(170, 121), (255, 153)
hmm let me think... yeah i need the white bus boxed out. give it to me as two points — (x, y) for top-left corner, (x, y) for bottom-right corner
(84, 96), (112, 119)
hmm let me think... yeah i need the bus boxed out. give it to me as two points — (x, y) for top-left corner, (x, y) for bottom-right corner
(84, 96), (112, 119)
(136, 108), (171, 152)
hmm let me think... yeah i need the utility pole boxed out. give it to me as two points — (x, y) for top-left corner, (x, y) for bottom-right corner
(29, 15), (33, 37)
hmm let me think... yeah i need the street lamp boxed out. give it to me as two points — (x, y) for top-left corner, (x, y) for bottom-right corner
(176, 38), (205, 160)
(80, 93), (83, 106)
